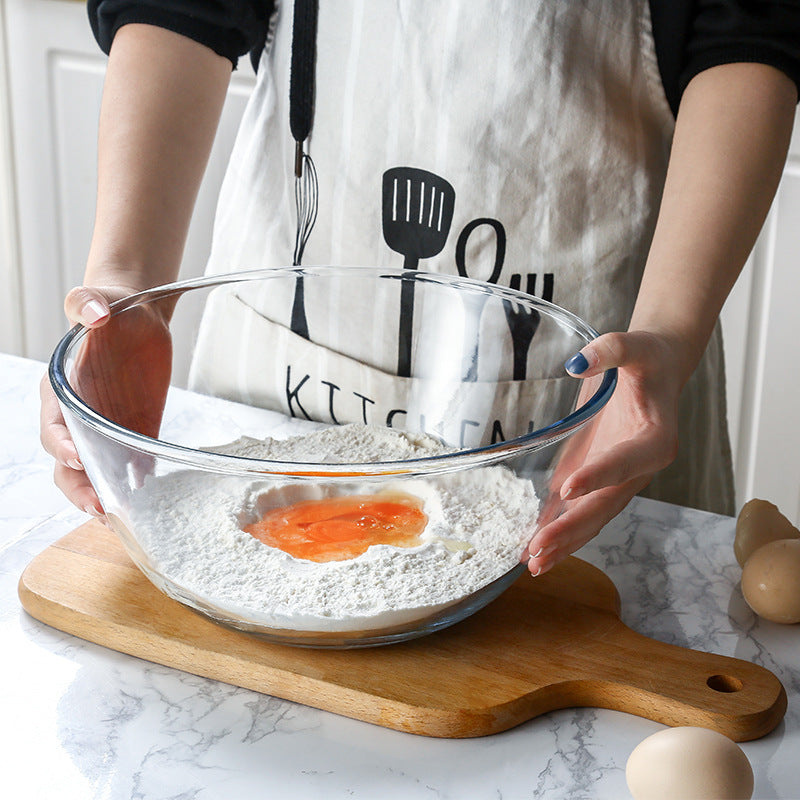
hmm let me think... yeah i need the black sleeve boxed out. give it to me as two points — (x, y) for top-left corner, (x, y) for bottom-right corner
(651, 0), (800, 116)
(87, 0), (276, 69)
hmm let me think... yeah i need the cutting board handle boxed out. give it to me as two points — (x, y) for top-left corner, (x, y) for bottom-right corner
(551, 622), (788, 742)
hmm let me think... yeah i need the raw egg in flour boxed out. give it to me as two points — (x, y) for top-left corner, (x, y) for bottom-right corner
(625, 726), (754, 800)
(244, 491), (428, 562)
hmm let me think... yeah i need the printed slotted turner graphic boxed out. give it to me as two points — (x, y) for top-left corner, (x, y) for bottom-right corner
(382, 168), (455, 377)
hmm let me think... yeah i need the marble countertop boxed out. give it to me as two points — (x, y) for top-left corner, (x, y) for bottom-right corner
(2, 352), (798, 800)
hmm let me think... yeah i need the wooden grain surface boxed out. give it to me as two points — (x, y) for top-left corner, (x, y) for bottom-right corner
(18, 521), (787, 739)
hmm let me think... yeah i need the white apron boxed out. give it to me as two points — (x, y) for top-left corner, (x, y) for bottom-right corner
(190, 0), (735, 515)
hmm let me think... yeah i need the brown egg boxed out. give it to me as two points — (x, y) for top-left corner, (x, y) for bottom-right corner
(625, 726), (753, 799)
(734, 499), (799, 567)
(741, 539), (800, 624)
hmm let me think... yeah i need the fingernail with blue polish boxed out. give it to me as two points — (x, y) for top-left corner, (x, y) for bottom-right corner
(564, 352), (589, 374)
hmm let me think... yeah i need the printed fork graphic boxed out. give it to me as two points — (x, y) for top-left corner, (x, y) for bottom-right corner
(502, 273), (541, 381)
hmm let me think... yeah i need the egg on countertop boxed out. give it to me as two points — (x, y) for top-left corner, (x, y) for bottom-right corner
(741, 538), (800, 624)
(734, 498), (800, 567)
(626, 726), (753, 800)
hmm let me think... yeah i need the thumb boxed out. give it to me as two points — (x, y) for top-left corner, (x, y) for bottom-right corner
(564, 331), (648, 377)
(64, 286), (112, 328)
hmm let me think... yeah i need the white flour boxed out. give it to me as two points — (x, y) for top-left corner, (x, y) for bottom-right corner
(130, 424), (538, 632)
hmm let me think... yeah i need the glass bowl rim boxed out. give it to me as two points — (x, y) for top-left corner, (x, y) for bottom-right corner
(49, 266), (617, 479)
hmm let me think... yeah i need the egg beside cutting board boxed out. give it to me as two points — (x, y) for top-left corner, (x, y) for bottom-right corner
(734, 498), (800, 566)
(733, 498), (800, 624)
(741, 538), (800, 624)
(626, 726), (753, 800)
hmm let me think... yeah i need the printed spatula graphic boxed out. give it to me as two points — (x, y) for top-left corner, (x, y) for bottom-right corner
(382, 168), (455, 377)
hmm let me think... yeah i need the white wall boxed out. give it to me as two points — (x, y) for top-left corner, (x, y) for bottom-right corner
(720, 118), (800, 523)
(0, 0), (23, 356)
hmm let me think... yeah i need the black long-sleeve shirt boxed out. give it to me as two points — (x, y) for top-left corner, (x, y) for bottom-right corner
(87, 0), (800, 116)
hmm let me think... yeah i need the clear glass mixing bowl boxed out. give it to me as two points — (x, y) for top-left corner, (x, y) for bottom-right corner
(50, 267), (616, 647)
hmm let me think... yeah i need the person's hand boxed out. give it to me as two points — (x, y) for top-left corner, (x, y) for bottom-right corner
(40, 285), (172, 516)
(524, 330), (682, 576)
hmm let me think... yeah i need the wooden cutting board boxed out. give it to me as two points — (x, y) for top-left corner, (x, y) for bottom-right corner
(18, 521), (786, 740)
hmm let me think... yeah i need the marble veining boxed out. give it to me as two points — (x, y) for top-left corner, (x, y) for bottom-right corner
(1, 353), (799, 799)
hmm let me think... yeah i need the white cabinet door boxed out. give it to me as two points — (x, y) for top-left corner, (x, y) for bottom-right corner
(721, 110), (800, 525)
(4, 0), (255, 367)
(0, 0), (22, 355)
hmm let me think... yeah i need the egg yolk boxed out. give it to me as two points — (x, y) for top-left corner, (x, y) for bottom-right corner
(243, 491), (428, 562)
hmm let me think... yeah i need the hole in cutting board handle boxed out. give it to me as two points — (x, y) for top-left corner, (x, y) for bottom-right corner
(707, 674), (744, 693)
